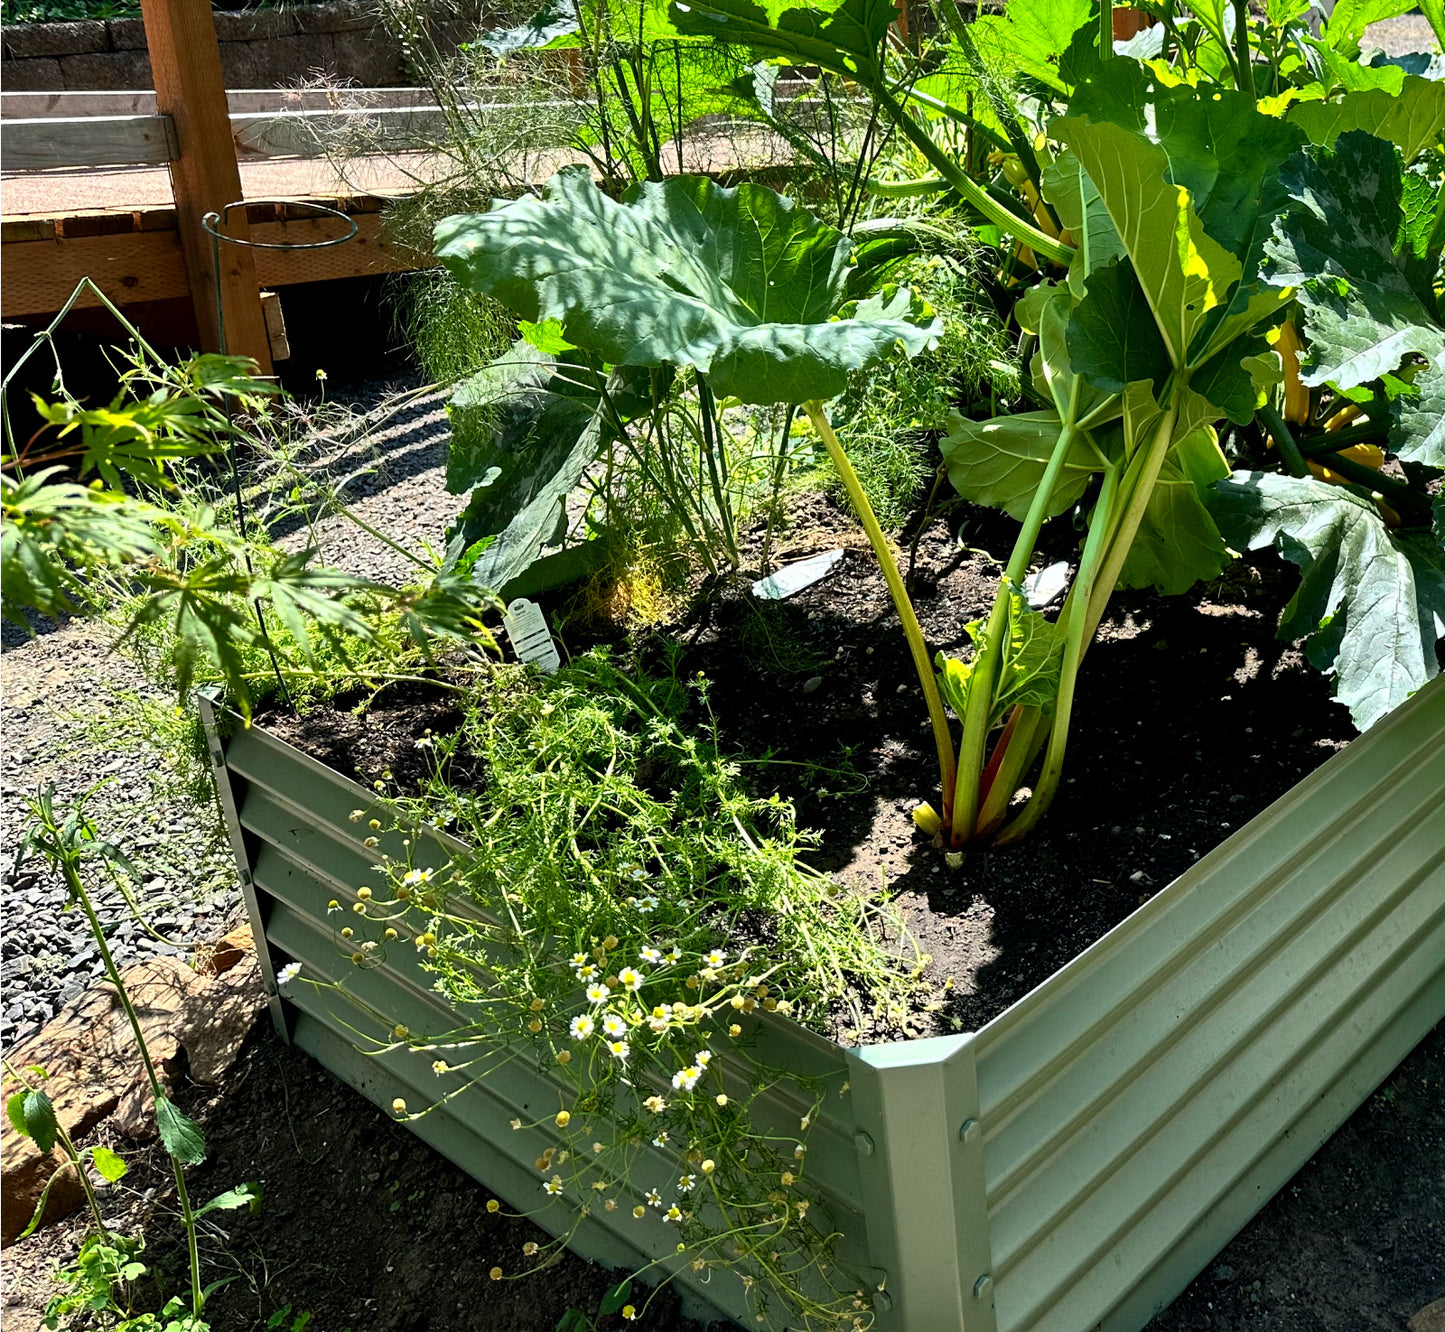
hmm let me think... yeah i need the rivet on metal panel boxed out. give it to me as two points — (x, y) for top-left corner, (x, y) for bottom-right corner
(853, 1130), (875, 1156)
(872, 1289), (893, 1312)
(958, 1117), (980, 1144)
(973, 1273), (993, 1300)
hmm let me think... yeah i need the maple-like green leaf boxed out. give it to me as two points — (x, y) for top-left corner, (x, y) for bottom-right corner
(1264, 130), (1445, 466)
(969, 0), (1093, 92)
(435, 168), (939, 406)
(1210, 471), (1445, 729)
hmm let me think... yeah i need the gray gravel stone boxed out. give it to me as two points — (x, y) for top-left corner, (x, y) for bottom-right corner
(0, 374), (457, 1032)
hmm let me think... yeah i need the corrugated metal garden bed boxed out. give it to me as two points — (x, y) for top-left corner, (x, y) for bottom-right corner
(199, 675), (1445, 1331)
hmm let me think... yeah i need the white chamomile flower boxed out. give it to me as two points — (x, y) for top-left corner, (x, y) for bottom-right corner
(575, 964), (598, 981)
(601, 1013), (627, 1038)
(663, 946), (681, 964)
(671, 1065), (702, 1092)
(586, 982), (612, 1005)
(677, 1174), (695, 1193)
(402, 867), (434, 888)
(640, 946), (663, 964)
(652, 1131), (669, 1147)
(413, 735), (434, 749)
(704, 949), (726, 968)
(276, 961), (302, 988)
(569, 1014), (596, 1040)
(607, 1039), (630, 1061)
(645, 1188), (662, 1207)
(636, 895), (658, 912)
(544, 1176), (563, 1196)
(664, 1204), (683, 1223)
(570, 952), (589, 968)
(695, 1050), (712, 1067)
(618, 966), (644, 992)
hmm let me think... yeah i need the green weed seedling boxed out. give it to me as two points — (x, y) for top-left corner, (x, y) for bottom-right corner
(17, 787), (262, 1331)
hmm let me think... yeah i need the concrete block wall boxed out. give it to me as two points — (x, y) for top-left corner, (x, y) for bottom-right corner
(1, 0), (475, 91)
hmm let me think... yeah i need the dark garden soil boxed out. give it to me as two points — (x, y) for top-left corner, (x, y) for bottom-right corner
(265, 488), (1366, 1038)
(9, 490), (1438, 1332)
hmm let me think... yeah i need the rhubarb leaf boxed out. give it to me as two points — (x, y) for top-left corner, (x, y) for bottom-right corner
(1117, 428), (1231, 595)
(435, 168), (939, 405)
(940, 409), (1103, 522)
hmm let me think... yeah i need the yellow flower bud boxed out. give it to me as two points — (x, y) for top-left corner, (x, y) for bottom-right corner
(555, 1050), (572, 1066)
(489, 1267), (502, 1281)
(393, 1024), (409, 1039)
(530, 998), (545, 1012)
(701, 1159), (715, 1174)
(357, 886), (372, 900)
(391, 1098), (407, 1114)
(555, 1110), (571, 1128)
(716, 1094), (729, 1107)
(487, 1199), (500, 1213)
(633, 1205), (646, 1218)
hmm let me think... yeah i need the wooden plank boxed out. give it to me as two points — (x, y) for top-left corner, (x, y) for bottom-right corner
(1, 218), (57, 243)
(0, 230), (190, 316)
(250, 211), (435, 285)
(0, 210), (430, 318)
(56, 211), (145, 239)
(141, 0), (271, 372)
(2, 88), (438, 119)
(0, 114), (178, 171)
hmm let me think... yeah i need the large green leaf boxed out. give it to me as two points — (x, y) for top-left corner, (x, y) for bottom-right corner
(450, 381), (612, 596)
(1287, 76), (1445, 164)
(1210, 471), (1445, 729)
(1264, 130), (1445, 465)
(667, 0), (893, 83)
(472, 0), (580, 55)
(969, 0), (1093, 92)
(1117, 428), (1231, 594)
(940, 409), (1103, 521)
(1017, 280), (1117, 425)
(1066, 258), (1173, 397)
(1051, 116), (1242, 371)
(435, 169), (939, 405)
(1042, 149), (1125, 296)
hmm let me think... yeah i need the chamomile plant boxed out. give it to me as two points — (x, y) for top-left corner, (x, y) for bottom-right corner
(284, 650), (925, 1329)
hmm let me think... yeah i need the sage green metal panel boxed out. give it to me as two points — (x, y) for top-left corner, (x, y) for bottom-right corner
(973, 677), (1445, 1332)
(849, 1033), (997, 1332)
(209, 672), (1445, 1332)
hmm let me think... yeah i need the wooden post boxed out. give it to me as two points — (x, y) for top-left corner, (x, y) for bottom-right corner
(139, 0), (272, 373)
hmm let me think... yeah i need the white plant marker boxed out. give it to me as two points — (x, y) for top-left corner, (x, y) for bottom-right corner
(751, 549), (846, 601)
(503, 598), (561, 674)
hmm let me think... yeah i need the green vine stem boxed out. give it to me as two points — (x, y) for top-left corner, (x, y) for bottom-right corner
(803, 399), (958, 816)
(870, 82), (1075, 267)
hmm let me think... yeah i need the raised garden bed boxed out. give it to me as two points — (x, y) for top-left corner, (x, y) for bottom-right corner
(198, 558), (1445, 1329)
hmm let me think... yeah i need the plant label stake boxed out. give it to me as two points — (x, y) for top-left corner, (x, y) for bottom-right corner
(199, 201), (358, 707)
(751, 548), (846, 600)
(504, 598), (561, 673)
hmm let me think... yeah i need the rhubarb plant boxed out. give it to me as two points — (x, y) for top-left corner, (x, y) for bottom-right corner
(434, 170), (956, 783)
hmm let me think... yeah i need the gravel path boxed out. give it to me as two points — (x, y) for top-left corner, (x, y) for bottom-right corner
(0, 374), (458, 1048)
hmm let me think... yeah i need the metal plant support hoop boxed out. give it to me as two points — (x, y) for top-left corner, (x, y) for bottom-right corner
(199, 199), (360, 702)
